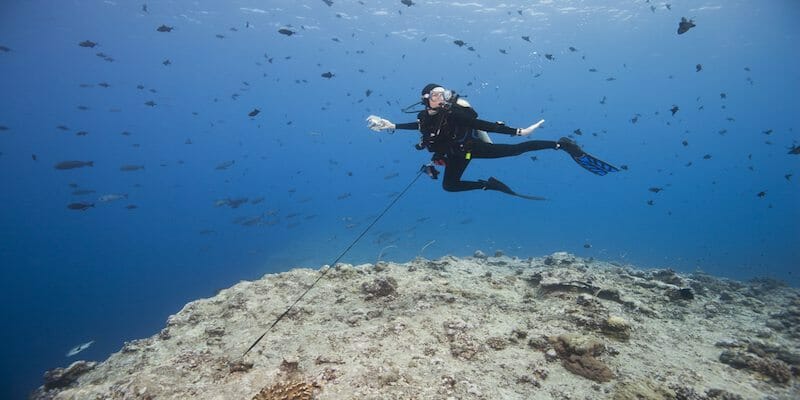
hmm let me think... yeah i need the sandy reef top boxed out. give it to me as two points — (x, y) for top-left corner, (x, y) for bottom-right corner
(32, 252), (799, 399)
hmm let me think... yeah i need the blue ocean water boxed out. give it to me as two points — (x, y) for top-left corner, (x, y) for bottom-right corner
(1, 1), (798, 397)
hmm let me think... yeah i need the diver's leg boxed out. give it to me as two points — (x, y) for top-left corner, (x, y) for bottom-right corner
(470, 140), (557, 159)
(441, 156), (484, 192)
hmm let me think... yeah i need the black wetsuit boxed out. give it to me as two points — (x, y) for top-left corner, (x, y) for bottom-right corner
(395, 105), (558, 192)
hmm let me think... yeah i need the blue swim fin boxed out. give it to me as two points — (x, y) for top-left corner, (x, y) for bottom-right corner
(558, 137), (619, 176)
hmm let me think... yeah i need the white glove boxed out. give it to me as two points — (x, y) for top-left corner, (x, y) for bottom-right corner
(366, 115), (396, 133)
(517, 119), (545, 136)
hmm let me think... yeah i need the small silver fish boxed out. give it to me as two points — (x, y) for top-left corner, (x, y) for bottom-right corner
(66, 340), (94, 357)
(98, 193), (128, 203)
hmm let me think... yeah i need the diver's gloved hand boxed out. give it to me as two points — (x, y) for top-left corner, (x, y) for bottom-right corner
(516, 119), (545, 136)
(366, 115), (396, 133)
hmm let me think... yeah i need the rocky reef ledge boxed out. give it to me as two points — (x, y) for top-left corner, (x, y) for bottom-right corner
(31, 252), (799, 399)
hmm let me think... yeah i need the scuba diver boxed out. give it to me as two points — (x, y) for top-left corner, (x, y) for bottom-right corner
(366, 83), (619, 199)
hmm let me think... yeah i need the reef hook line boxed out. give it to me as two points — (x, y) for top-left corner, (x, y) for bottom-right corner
(242, 170), (425, 357)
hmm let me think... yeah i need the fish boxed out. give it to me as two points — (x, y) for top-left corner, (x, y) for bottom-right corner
(670, 105), (679, 116)
(215, 160), (235, 170)
(322, 0), (333, 6)
(67, 202), (94, 211)
(321, 71), (334, 79)
(696, 64), (702, 72)
(162, 59), (171, 66)
(0, 45), (11, 52)
(248, 108), (260, 117)
(757, 191), (766, 198)
(99, 193), (128, 203)
(66, 340), (94, 356)
(126, 204), (138, 210)
(142, 4), (148, 13)
(677, 17), (695, 35)
(545, 54), (554, 60)
(648, 187), (664, 193)
(156, 25), (173, 32)
(144, 100), (156, 107)
(278, 28), (295, 36)
(573, 129), (583, 136)
(453, 40), (466, 47)
(0, 125), (9, 131)
(401, 0), (414, 6)
(55, 161), (94, 170)
(787, 145), (800, 155)
(119, 165), (145, 171)
(703, 154), (712, 160)
(521, 36), (531, 42)
(78, 40), (98, 48)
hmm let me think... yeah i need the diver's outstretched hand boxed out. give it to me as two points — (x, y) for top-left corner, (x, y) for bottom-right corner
(516, 119), (545, 136)
(366, 115), (396, 133)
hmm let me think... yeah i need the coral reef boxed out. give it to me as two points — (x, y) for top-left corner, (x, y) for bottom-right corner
(30, 253), (799, 399)
(251, 380), (317, 400)
(550, 334), (614, 382)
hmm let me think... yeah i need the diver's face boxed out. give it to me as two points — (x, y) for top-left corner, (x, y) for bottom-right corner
(427, 90), (445, 109)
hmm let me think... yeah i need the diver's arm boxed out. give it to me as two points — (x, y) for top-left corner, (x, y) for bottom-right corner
(366, 115), (418, 133)
(394, 122), (418, 130)
(463, 117), (518, 135)
(463, 116), (545, 136)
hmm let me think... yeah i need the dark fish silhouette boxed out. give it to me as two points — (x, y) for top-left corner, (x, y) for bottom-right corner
(157, 25), (173, 32)
(68, 202), (94, 211)
(573, 129), (583, 136)
(248, 108), (260, 117)
(401, 0), (414, 6)
(144, 100), (156, 107)
(0, 45), (11, 52)
(788, 145), (800, 155)
(278, 28), (295, 36)
(545, 54), (554, 60)
(453, 40), (466, 47)
(79, 40), (98, 48)
(670, 105), (679, 116)
(321, 71), (334, 79)
(677, 17), (695, 34)
(703, 154), (712, 160)
(756, 191), (766, 198)
(648, 187), (664, 193)
(55, 161), (94, 170)
(119, 165), (145, 171)
(521, 36), (531, 42)
(322, 0), (333, 6)
(696, 64), (702, 72)
(142, 4), (148, 13)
